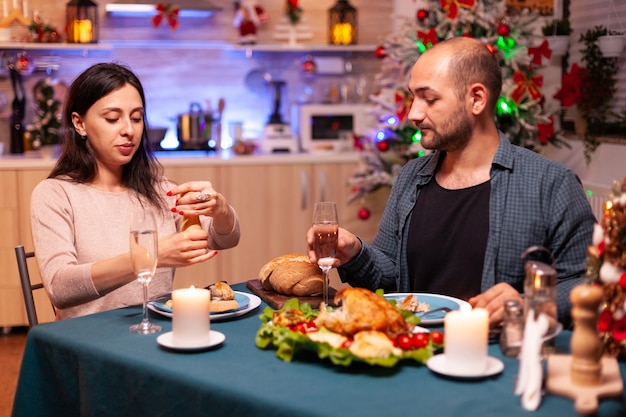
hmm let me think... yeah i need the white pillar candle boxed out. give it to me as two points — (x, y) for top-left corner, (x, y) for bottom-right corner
(11, 0), (16, 10)
(22, 0), (26, 17)
(444, 308), (489, 375)
(172, 286), (211, 347)
(2, 0), (7, 17)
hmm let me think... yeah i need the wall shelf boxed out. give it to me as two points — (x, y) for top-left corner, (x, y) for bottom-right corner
(0, 42), (113, 55)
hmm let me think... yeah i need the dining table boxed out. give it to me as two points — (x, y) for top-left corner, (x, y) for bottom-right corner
(11, 283), (626, 417)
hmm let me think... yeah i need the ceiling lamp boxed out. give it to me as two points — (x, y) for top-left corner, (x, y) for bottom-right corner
(328, 0), (357, 45)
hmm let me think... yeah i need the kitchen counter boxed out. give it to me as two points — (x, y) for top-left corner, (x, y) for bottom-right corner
(0, 149), (360, 169)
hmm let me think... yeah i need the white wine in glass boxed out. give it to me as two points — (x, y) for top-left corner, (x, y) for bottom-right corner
(312, 202), (338, 308)
(129, 212), (161, 334)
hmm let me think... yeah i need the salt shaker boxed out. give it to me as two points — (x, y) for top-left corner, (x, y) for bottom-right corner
(500, 299), (524, 358)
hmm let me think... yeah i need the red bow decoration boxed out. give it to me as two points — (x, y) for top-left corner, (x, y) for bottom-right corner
(536, 118), (554, 145)
(439, 0), (476, 20)
(528, 40), (552, 66)
(287, 0), (298, 10)
(152, 3), (180, 31)
(553, 64), (584, 108)
(511, 70), (543, 104)
(395, 91), (413, 123)
(417, 28), (438, 48)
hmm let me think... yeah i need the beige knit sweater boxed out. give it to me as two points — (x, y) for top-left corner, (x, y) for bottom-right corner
(30, 178), (240, 320)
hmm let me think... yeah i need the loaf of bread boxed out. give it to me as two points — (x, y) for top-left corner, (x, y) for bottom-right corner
(259, 253), (323, 296)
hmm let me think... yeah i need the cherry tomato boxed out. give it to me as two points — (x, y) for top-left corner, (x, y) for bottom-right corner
(293, 323), (307, 334)
(397, 334), (413, 350)
(341, 339), (353, 349)
(412, 332), (429, 349)
(305, 319), (318, 332)
(430, 330), (444, 345)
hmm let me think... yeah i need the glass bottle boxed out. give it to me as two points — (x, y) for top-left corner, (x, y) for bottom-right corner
(500, 299), (524, 358)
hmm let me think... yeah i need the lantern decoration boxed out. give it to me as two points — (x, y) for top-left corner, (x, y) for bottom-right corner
(66, 0), (99, 43)
(328, 0), (357, 45)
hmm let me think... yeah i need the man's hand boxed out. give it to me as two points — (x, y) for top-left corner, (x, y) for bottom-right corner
(468, 283), (523, 326)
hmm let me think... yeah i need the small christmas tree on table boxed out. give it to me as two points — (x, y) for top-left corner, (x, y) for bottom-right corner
(586, 178), (626, 359)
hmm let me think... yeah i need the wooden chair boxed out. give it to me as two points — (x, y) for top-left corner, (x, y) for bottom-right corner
(15, 245), (49, 328)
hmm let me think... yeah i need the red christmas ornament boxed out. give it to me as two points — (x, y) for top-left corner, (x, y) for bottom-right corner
(416, 9), (428, 21)
(301, 55), (316, 75)
(375, 46), (387, 59)
(358, 208), (371, 220)
(376, 140), (389, 152)
(496, 23), (511, 37)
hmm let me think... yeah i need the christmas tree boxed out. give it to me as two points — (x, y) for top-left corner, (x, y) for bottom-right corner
(349, 0), (565, 205)
(25, 78), (62, 150)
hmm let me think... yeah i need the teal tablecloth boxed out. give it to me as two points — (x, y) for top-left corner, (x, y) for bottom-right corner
(11, 284), (626, 417)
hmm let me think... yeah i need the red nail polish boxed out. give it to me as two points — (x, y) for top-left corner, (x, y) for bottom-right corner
(179, 210), (184, 215)
(166, 191), (173, 196)
(171, 207), (177, 213)
(175, 200), (179, 205)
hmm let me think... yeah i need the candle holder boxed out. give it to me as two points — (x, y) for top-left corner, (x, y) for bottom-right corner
(524, 260), (558, 336)
(328, 0), (357, 45)
(66, 0), (98, 43)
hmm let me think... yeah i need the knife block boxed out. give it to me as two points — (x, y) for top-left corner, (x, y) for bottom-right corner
(546, 284), (623, 415)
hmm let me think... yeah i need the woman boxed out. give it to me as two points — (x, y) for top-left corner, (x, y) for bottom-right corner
(31, 63), (240, 320)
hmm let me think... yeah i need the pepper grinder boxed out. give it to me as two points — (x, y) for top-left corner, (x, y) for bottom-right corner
(546, 284), (623, 414)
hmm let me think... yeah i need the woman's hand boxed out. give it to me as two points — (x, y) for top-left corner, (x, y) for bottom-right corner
(157, 228), (218, 268)
(167, 181), (235, 234)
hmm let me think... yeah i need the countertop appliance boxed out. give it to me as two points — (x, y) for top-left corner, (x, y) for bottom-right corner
(293, 103), (376, 153)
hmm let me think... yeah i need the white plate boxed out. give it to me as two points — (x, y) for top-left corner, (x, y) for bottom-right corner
(426, 354), (504, 379)
(148, 291), (262, 322)
(384, 293), (471, 325)
(157, 330), (225, 351)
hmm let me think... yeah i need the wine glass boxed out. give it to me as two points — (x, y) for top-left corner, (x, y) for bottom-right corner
(129, 211), (161, 334)
(312, 202), (339, 308)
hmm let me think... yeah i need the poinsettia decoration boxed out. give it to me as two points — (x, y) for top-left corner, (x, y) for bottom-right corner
(553, 63), (585, 108)
(586, 178), (626, 358)
(152, 3), (180, 31)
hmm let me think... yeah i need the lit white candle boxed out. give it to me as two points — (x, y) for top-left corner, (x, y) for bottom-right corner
(11, 0), (16, 11)
(22, 0), (26, 18)
(444, 308), (489, 375)
(2, 0), (7, 17)
(172, 286), (211, 347)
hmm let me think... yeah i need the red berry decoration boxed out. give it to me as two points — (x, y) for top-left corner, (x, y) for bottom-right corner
(375, 46), (386, 59)
(619, 272), (626, 289)
(376, 140), (389, 152)
(358, 208), (371, 220)
(416, 9), (428, 22)
(497, 23), (511, 37)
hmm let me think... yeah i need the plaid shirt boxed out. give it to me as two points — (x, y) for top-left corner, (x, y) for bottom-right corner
(339, 133), (596, 322)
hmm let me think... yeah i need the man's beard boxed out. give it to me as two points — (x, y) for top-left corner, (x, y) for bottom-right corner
(420, 105), (473, 152)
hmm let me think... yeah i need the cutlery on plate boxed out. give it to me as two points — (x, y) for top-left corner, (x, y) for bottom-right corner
(416, 306), (452, 317)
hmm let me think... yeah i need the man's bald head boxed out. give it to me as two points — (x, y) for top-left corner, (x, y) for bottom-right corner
(420, 37), (503, 111)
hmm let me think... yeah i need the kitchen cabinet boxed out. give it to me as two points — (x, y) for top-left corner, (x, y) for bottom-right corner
(0, 152), (389, 327)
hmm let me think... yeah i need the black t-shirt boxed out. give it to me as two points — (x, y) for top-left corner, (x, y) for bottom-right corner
(407, 178), (490, 301)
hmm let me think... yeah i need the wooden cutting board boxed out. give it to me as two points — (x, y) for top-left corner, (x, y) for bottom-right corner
(246, 279), (338, 309)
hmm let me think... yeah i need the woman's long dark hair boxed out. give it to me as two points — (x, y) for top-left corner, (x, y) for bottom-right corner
(49, 62), (166, 210)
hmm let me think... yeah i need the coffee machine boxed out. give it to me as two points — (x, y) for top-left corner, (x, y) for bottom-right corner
(261, 80), (298, 153)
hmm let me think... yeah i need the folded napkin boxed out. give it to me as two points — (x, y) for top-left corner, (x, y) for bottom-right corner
(515, 311), (550, 411)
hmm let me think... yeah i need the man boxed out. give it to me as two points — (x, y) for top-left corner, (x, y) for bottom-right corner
(307, 37), (595, 326)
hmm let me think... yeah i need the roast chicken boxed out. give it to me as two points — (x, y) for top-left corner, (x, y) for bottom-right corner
(316, 288), (414, 338)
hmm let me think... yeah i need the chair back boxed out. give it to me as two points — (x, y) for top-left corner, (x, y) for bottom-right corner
(15, 245), (44, 328)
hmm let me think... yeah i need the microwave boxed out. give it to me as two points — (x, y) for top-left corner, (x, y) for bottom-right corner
(292, 103), (376, 153)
